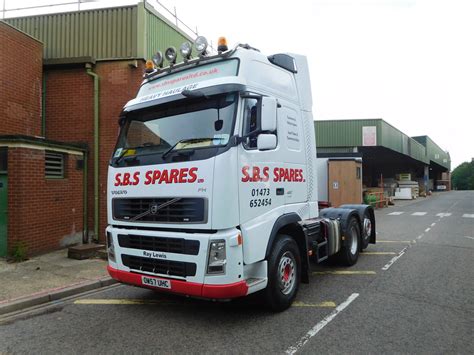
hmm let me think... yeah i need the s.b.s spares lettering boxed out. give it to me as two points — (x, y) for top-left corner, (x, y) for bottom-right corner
(241, 166), (305, 183)
(114, 167), (199, 186)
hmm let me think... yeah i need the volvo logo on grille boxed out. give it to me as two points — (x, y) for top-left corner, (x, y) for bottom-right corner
(150, 203), (159, 215)
(128, 197), (182, 222)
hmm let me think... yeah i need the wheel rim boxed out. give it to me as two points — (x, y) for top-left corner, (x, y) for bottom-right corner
(350, 225), (358, 255)
(363, 218), (372, 239)
(278, 251), (296, 295)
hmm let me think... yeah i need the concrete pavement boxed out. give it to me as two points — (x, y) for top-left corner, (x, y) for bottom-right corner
(0, 248), (113, 315)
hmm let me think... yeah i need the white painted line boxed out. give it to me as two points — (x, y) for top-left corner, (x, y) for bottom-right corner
(431, 223), (436, 227)
(436, 213), (452, 218)
(425, 228), (431, 233)
(285, 293), (359, 355)
(462, 214), (474, 218)
(417, 235), (423, 240)
(388, 212), (404, 216)
(463, 236), (474, 240)
(411, 212), (427, 216)
(382, 247), (408, 271)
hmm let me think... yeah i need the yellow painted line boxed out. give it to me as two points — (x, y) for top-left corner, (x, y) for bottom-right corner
(292, 301), (336, 308)
(363, 252), (397, 255)
(312, 271), (376, 275)
(74, 299), (177, 305)
(377, 240), (412, 243)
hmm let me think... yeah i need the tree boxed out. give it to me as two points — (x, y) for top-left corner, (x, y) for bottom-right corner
(451, 161), (474, 190)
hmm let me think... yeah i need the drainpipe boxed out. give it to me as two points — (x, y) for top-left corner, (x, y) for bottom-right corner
(82, 151), (89, 244)
(85, 64), (100, 243)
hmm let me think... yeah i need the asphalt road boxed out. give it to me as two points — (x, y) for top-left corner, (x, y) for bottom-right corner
(1, 191), (473, 354)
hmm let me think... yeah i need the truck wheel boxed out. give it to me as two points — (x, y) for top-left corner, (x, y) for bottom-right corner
(361, 211), (372, 250)
(264, 235), (301, 312)
(338, 217), (360, 266)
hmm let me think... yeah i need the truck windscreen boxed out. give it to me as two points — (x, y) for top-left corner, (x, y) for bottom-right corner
(112, 92), (237, 167)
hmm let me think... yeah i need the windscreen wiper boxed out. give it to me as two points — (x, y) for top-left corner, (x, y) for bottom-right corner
(161, 137), (219, 160)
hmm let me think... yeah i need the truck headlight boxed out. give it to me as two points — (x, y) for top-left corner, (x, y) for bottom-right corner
(106, 231), (116, 262)
(207, 239), (226, 274)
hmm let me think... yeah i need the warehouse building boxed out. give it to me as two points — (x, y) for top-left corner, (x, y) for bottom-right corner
(315, 119), (451, 207)
(0, 2), (194, 257)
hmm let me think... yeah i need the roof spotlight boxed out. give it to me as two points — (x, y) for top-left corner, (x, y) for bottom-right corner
(152, 51), (163, 68)
(194, 36), (208, 55)
(180, 41), (192, 60)
(165, 47), (177, 64)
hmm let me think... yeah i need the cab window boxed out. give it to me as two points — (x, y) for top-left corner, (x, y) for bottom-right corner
(242, 98), (259, 149)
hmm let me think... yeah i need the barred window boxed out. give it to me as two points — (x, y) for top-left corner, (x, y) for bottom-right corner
(45, 151), (65, 179)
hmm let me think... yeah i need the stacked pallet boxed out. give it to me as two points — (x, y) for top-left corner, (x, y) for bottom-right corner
(393, 173), (419, 200)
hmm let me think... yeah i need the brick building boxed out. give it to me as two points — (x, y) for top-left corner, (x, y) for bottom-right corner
(0, 2), (193, 257)
(0, 22), (86, 256)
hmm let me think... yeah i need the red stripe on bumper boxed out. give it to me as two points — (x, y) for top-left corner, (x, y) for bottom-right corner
(107, 266), (248, 299)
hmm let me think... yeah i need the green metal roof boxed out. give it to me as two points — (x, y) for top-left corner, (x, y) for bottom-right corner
(4, 2), (192, 61)
(315, 119), (451, 169)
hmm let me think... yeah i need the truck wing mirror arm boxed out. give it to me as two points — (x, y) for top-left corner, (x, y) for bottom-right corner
(230, 131), (263, 146)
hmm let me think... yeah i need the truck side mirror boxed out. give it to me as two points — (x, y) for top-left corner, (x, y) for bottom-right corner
(257, 134), (277, 151)
(260, 97), (277, 132)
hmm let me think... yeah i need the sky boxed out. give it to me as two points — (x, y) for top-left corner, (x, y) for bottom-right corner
(5, 0), (474, 169)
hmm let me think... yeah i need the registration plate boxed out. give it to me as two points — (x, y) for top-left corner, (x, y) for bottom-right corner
(142, 276), (171, 289)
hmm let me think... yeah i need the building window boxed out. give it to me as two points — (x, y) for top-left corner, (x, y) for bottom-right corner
(0, 148), (7, 172)
(356, 166), (361, 179)
(45, 151), (65, 179)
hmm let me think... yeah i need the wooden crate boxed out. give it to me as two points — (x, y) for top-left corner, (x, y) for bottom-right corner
(328, 159), (363, 207)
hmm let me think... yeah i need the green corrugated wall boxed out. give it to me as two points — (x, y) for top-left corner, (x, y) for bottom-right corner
(4, 2), (192, 61)
(413, 136), (450, 169)
(144, 7), (190, 61)
(315, 119), (382, 147)
(5, 6), (138, 60)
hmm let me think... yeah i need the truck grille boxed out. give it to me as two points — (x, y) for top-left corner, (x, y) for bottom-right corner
(122, 255), (196, 277)
(113, 197), (206, 224)
(118, 234), (200, 255)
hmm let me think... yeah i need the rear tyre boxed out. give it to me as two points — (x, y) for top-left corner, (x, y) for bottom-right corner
(361, 211), (372, 250)
(337, 217), (360, 266)
(264, 235), (301, 312)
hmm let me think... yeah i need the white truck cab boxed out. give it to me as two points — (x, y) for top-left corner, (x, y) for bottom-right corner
(106, 37), (376, 311)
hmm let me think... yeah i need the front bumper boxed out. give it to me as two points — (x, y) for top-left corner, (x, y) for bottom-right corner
(108, 265), (248, 299)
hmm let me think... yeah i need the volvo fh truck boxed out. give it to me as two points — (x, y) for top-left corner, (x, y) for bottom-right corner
(106, 36), (376, 311)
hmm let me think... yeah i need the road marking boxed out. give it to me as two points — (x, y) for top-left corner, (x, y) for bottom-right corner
(285, 293), (359, 355)
(363, 252), (397, 255)
(313, 271), (376, 275)
(463, 236), (474, 240)
(462, 214), (474, 218)
(388, 212), (404, 215)
(431, 223), (436, 227)
(382, 246), (408, 271)
(436, 213), (452, 217)
(377, 240), (412, 244)
(411, 212), (427, 216)
(292, 301), (336, 308)
(417, 235), (423, 240)
(425, 228), (431, 232)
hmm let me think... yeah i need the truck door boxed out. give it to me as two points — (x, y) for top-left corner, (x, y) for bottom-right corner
(238, 97), (283, 225)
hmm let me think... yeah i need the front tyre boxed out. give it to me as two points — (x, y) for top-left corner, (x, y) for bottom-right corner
(264, 235), (301, 312)
(337, 217), (361, 266)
